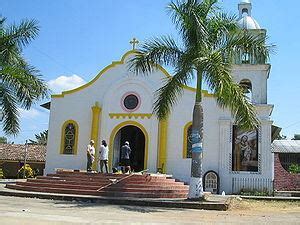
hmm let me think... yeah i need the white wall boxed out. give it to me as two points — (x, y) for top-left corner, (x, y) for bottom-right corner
(45, 51), (274, 194)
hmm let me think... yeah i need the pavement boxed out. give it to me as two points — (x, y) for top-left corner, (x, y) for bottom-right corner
(0, 195), (299, 225)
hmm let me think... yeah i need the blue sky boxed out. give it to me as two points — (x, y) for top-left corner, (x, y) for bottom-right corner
(1, 0), (300, 143)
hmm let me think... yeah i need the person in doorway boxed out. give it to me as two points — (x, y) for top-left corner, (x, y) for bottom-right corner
(99, 140), (109, 173)
(121, 141), (132, 173)
(87, 140), (95, 172)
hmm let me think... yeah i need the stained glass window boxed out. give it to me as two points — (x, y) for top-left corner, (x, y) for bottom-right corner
(123, 94), (139, 110)
(63, 122), (76, 154)
(186, 125), (193, 158)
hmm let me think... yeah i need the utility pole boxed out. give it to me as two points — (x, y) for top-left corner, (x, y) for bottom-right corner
(23, 140), (28, 179)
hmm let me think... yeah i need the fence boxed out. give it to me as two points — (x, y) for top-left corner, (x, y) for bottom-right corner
(232, 177), (273, 194)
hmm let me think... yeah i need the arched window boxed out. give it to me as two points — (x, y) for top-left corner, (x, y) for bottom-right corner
(60, 120), (78, 155)
(183, 122), (192, 158)
(204, 171), (219, 194)
(239, 79), (253, 102)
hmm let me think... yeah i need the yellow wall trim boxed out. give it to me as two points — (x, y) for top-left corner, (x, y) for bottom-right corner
(182, 121), (193, 159)
(90, 102), (102, 170)
(109, 113), (152, 119)
(108, 120), (149, 171)
(51, 50), (215, 98)
(157, 119), (168, 173)
(60, 120), (79, 155)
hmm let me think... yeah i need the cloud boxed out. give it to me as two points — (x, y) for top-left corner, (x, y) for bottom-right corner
(48, 75), (86, 94)
(19, 108), (41, 120)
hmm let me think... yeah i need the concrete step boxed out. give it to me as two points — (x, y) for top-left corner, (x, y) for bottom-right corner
(27, 179), (186, 190)
(274, 191), (300, 197)
(49, 173), (173, 181)
(6, 184), (188, 198)
(41, 175), (177, 183)
(18, 181), (188, 192)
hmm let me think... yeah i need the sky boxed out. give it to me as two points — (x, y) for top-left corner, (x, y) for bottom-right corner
(1, 0), (300, 143)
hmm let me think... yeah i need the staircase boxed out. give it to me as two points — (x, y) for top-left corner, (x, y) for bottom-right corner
(6, 170), (189, 199)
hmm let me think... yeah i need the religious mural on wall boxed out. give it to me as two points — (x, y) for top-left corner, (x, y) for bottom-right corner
(232, 125), (258, 172)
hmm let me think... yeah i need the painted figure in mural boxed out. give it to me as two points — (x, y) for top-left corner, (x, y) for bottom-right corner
(99, 140), (109, 173)
(121, 141), (132, 173)
(240, 135), (252, 162)
(87, 140), (95, 172)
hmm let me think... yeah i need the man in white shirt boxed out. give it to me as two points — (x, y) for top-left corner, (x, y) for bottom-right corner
(99, 140), (109, 173)
(87, 140), (95, 172)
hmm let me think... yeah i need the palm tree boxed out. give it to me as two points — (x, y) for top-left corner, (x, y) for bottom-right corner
(130, 0), (272, 199)
(0, 16), (48, 135)
(29, 130), (48, 145)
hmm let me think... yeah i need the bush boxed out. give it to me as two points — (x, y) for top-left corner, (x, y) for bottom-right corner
(17, 164), (34, 178)
(288, 164), (300, 174)
(240, 188), (271, 196)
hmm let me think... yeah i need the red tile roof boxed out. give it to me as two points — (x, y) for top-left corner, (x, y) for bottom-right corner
(0, 144), (46, 162)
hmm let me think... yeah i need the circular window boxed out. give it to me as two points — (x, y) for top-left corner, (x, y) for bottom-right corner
(123, 94), (139, 110)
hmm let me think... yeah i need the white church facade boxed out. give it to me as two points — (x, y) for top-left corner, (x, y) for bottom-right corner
(45, 1), (275, 194)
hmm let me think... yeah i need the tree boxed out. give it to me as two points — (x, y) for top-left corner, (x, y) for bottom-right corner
(0, 136), (7, 144)
(292, 134), (300, 140)
(0, 16), (48, 135)
(29, 130), (48, 145)
(130, 0), (272, 198)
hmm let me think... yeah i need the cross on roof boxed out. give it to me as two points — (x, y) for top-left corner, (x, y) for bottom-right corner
(130, 38), (139, 50)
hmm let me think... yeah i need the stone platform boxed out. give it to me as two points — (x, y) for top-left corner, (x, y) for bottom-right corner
(6, 170), (189, 198)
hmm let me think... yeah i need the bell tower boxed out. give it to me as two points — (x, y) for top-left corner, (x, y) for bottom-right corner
(232, 0), (270, 105)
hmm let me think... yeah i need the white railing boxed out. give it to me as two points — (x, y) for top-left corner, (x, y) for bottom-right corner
(232, 177), (273, 194)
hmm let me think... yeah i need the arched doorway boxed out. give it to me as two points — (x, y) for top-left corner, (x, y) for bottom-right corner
(109, 122), (148, 172)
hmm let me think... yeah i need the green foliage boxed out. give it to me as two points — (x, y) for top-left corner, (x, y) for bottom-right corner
(275, 133), (287, 140)
(288, 164), (300, 174)
(0, 168), (4, 178)
(0, 16), (48, 135)
(292, 134), (300, 140)
(0, 136), (7, 144)
(130, 0), (274, 130)
(29, 130), (48, 146)
(240, 188), (271, 196)
(17, 164), (34, 178)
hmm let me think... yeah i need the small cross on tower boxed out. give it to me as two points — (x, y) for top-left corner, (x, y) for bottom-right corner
(130, 38), (139, 50)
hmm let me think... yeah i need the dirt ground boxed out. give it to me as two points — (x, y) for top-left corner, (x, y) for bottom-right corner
(0, 196), (299, 225)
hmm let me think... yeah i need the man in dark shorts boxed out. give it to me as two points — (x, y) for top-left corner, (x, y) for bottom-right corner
(121, 141), (131, 173)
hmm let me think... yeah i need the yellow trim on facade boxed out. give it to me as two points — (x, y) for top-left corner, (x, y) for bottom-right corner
(90, 102), (102, 170)
(109, 113), (152, 119)
(51, 50), (215, 98)
(157, 119), (168, 173)
(60, 120), (79, 155)
(108, 121), (149, 171)
(182, 121), (193, 159)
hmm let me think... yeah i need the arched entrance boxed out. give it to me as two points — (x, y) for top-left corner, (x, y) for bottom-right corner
(109, 121), (148, 172)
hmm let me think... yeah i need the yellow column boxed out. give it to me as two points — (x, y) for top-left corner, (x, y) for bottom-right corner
(90, 102), (101, 170)
(157, 119), (168, 173)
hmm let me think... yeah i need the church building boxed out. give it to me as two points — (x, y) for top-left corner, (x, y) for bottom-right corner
(45, 0), (275, 194)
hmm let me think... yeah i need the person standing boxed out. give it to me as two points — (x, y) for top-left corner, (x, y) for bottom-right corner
(121, 141), (132, 173)
(99, 140), (109, 173)
(87, 140), (95, 172)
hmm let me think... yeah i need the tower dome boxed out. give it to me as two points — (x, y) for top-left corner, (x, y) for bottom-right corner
(237, 0), (261, 30)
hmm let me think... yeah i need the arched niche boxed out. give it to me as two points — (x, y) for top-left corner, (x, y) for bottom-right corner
(239, 79), (253, 102)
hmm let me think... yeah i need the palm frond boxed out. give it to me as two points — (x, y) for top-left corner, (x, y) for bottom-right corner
(5, 19), (39, 50)
(129, 36), (183, 75)
(197, 51), (259, 129)
(0, 84), (20, 135)
(2, 64), (48, 109)
(167, 0), (210, 49)
(153, 65), (194, 119)
(220, 30), (275, 64)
